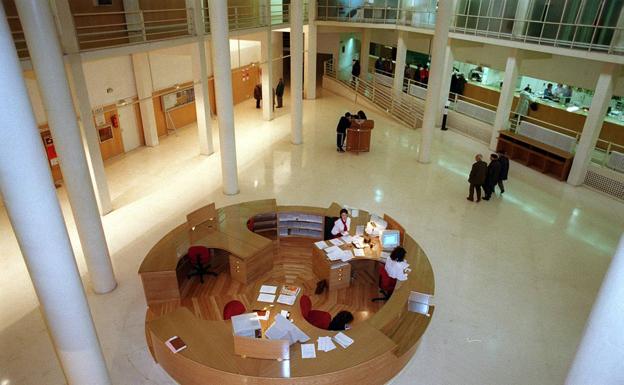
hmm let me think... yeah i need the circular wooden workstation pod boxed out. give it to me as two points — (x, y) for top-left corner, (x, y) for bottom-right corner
(139, 200), (434, 385)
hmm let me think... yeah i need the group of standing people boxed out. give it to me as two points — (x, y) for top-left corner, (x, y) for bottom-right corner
(335, 110), (367, 152)
(403, 63), (429, 86)
(467, 151), (509, 202)
(253, 78), (285, 109)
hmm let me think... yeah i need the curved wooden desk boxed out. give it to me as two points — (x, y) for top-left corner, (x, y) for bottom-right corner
(139, 200), (435, 385)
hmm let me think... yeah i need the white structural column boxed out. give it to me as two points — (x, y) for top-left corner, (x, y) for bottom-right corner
(490, 49), (519, 150)
(191, 0), (214, 155)
(16, 0), (117, 293)
(392, 31), (407, 95)
(304, 0), (317, 99)
(290, 0), (304, 144)
(132, 52), (159, 147)
(67, 55), (113, 215)
(567, 63), (616, 186)
(437, 42), (454, 126)
(0, 5), (111, 384)
(418, 0), (453, 163)
(208, 0), (239, 195)
(566, 235), (624, 384)
(360, 28), (371, 79)
(261, 14), (274, 121)
(512, 0), (531, 38)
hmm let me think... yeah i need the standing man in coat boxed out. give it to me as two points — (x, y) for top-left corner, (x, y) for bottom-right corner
(253, 84), (262, 109)
(497, 150), (510, 194)
(467, 154), (488, 202)
(336, 112), (352, 152)
(483, 153), (501, 201)
(275, 78), (285, 108)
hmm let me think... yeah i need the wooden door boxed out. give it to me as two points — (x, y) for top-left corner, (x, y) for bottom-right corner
(94, 105), (125, 160)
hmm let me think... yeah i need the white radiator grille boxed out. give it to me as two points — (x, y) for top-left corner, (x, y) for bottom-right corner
(584, 170), (624, 200)
(455, 100), (496, 125)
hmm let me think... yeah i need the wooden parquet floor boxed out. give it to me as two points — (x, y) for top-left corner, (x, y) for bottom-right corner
(148, 237), (384, 326)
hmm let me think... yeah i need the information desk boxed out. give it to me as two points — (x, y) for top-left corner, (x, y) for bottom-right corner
(140, 200), (435, 385)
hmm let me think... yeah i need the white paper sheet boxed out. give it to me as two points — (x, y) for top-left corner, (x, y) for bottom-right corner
(353, 248), (365, 257)
(355, 225), (365, 236)
(340, 250), (354, 262)
(327, 250), (344, 261)
(317, 336), (337, 352)
(276, 294), (296, 306)
(301, 343), (316, 359)
(329, 238), (344, 246)
(341, 235), (353, 243)
(333, 332), (354, 348)
(324, 245), (341, 254)
(314, 240), (328, 249)
(259, 285), (278, 294)
(257, 293), (276, 303)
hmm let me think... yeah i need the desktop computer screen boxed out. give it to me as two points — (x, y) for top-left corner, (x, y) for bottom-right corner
(381, 230), (400, 250)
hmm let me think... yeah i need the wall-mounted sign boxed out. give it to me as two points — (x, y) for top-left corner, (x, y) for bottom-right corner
(98, 125), (113, 143)
(94, 106), (106, 126)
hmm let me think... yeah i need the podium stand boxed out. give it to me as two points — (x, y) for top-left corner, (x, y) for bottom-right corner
(346, 119), (374, 154)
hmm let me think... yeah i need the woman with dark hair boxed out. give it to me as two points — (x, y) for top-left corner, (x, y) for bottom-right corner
(357, 110), (367, 120)
(330, 208), (351, 237)
(384, 246), (411, 281)
(328, 311), (354, 331)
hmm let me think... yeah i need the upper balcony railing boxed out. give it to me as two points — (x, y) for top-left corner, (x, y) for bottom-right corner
(316, 0), (624, 56)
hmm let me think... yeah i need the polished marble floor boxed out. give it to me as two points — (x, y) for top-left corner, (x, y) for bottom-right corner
(1, 89), (623, 385)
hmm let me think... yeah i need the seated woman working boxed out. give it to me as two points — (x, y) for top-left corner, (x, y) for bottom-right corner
(385, 246), (411, 281)
(328, 311), (354, 331)
(331, 208), (351, 237)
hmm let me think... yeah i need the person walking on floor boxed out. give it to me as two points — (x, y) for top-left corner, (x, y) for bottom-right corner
(253, 84), (262, 109)
(275, 78), (285, 108)
(336, 112), (352, 152)
(497, 150), (509, 194)
(467, 154), (488, 202)
(351, 59), (361, 86)
(483, 153), (501, 201)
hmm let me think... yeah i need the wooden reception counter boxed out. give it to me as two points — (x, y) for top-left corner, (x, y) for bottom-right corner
(139, 200), (435, 385)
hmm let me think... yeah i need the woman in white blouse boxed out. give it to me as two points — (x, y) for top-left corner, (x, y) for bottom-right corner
(384, 246), (411, 281)
(330, 208), (351, 237)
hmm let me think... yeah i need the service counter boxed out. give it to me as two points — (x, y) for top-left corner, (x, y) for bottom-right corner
(138, 200), (435, 385)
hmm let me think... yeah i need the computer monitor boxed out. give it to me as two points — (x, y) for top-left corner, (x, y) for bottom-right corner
(381, 230), (400, 251)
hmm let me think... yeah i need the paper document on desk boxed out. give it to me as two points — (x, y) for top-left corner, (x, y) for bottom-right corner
(324, 245), (341, 254)
(257, 293), (276, 303)
(301, 343), (316, 359)
(333, 332), (354, 348)
(355, 225), (365, 236)
(314, 240), (328, 249)
(276, 294), (296, 306)
(408, 291), (434, 316)
(266, 315), (310, 344)
(327, 250), (344, 261)
(340, 250), (354, 262)
(329, 238), (344, 246)
(353, 248), (365, 257)
(317, 336), (336, 352)
(260, 285), (278, 294)
(341, 235), (353, 243)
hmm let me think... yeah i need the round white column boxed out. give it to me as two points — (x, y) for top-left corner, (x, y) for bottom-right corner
(490, 49), (519, 150)
(0, 4), (111, 384)
(566, 235), (624, 384)
(392, 31), (407, 95)
(208, 0), (240, 195)
(304, 0), (317, 100)
(290, 0), (304, 144)
(418, 0), (453, 164)
(15, 0), (116, 293)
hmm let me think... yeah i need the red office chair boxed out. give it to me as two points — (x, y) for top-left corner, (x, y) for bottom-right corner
(187, 245), (218, 284)
(372, 264), (397, 302)
(223, 300), (246, 320)
(300, 294), (332, 330)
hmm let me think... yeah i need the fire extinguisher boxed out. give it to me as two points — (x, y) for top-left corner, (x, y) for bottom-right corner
(111, 114), (119, 128)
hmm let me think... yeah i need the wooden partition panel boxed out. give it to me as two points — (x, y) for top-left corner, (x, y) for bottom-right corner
(95, 105), (125, 160)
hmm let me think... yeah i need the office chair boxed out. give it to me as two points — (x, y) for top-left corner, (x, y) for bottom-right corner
(372, 264), (396, 302)
(187, 245), (218, 284)
(300, 295), (332, 330)
(223, 300), (246, 320)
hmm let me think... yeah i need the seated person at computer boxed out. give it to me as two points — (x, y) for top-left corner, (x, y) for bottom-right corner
(385, 246), (411, 281)
(328, 311), (354, 331)
(331, 208), (351, 237)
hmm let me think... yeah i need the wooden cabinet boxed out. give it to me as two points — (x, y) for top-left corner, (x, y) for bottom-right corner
(329, 263), (351, 290)
(497, 130), (574, 181)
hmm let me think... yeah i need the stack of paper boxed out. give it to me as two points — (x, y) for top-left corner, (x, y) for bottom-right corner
(329, 238), (344, 246)
(326, 247), (344, 261)
(317, 336), (337, 352)
(333, 332), (354, 348)
(276, 294), (296, 306)
(340, 250), (354, 262)
(314, 240), (328, 249)
(260, 285), (278, 294)
(257, 293), (276, 303)
(353, 248), (365, 257)
(265, 315), (310, 345)
(301, 343), (316, 359)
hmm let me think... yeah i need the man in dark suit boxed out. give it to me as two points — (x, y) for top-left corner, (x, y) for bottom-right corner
(483, 153), (501, 200)
(336, 112), (352, 152)
(467, 154), (488, 202)
(497, 150), (509, 193)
